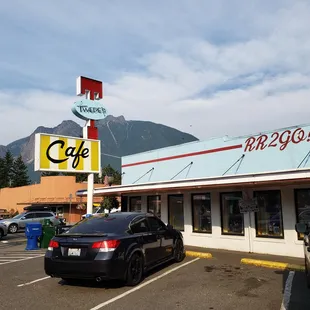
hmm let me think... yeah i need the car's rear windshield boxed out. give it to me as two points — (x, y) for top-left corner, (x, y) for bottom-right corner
(66, 214), (129, 235)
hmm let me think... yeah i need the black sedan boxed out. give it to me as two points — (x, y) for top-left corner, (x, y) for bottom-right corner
(44, 212), (185, 286)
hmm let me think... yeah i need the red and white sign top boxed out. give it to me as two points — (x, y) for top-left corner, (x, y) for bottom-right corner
(76, 76), (103, 100)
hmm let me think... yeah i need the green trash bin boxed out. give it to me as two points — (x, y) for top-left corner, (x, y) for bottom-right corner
(40, 225), (56, 249)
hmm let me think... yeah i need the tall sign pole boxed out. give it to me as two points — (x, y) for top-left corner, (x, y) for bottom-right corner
(75, 76), (105, 215)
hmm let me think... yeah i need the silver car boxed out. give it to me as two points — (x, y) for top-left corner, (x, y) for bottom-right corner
(2, 211), (60, 234)
(0, 222), (8, 239)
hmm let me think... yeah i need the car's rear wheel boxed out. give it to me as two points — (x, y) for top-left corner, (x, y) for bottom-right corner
(0, 229), (3, 240)
(174, 238), (185, 262)
(8, 224), (18, 234)
(126, 252), (143, 286)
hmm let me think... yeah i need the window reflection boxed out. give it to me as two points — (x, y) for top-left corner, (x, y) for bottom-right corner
(147, 195), (161, 219)
(220, 192), (244, 235)
(168, 195), (184, 231)
(254, 190), (284, 238)
(295, 189), (310, 240)
(192, 194), (212, 233)
(129, 196), (141, 212)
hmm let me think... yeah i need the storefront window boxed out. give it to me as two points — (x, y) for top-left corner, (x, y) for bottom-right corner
(192, 193), (212, 233)
(220, 192), (244, 235)
(147, 195), (161, 218)
(168, 194), (184, 231)
(295, 189), (310, 240)
(129, 196), (141, 212)
(254, 190), (284, 238)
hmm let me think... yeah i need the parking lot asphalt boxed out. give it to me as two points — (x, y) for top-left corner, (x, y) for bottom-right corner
(1, 239), (310, 310)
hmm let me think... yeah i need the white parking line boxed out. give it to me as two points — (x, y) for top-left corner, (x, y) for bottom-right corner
(0, 254), (45, 265)
(280, 271), (295, 310)
(90, 258), (200, 310)
(17, 276), (51, 287)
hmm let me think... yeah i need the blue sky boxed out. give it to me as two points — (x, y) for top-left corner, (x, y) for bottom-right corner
(1, 0), (310, 145)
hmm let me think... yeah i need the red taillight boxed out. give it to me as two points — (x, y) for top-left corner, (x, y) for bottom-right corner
(92, 240), (120, 252)
(48, 240), (59, 248)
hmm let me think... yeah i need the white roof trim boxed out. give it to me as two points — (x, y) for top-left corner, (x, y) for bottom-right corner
(76, 167), (310, 196)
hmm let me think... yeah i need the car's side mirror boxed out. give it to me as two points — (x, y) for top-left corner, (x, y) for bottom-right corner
(167, 224), (173, 230)
(295, 222), (309, 234)
(20, 217), (26, 220)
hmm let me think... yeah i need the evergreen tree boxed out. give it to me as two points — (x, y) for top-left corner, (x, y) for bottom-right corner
(41, 171), (61, 177)
(11, 155), (30, 187)
(62, 172), (88, 183)
(1, 151), (14, 187)
(0, 157), (5, 188)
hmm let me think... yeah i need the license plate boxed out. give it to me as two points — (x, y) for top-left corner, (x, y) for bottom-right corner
(68, 248), (81, 256)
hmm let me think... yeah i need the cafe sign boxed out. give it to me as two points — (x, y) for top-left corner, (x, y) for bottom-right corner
(72, 99), (107, 121)
(34, 133), (101, 173)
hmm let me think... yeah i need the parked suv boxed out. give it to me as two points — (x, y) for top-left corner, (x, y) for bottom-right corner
(2, 211), (60, 234)
(0, 222), (8, 239)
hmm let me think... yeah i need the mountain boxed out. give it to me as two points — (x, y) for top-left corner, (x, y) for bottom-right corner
(1, 115), (199, 182)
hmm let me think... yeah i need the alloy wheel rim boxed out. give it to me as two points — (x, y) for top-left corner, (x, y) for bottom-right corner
(131, 256), (142, 282)
(176, 240), (183, 260)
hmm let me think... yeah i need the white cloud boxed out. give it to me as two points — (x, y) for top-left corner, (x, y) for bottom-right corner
(0, 0), (310, 146)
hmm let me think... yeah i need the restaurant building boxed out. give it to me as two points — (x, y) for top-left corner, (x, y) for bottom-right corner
(77, 123), (310, 258)
(0, 176), (103, 223)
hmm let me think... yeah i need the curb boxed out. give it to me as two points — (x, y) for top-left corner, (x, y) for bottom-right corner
(241, 258), (305, 272)
(185, 250), (212, 259)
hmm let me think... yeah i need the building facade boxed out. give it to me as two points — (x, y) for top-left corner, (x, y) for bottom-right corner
(0, 176), (103, 223)
(77, 123), (310, 258)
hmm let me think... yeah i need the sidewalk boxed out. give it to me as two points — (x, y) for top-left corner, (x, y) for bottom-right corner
(185, 245), (304, 267)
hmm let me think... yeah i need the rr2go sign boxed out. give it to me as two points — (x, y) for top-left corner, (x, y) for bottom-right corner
(244, 127), (310, 152)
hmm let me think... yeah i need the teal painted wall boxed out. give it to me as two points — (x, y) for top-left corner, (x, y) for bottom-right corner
(121, 123), (310, 185)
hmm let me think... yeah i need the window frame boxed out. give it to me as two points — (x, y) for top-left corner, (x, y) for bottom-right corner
(24, 213), (36, 219)
(147, 195), (161, 218)
(168, 194), (184, 232)
(294, 188), (310, 240)
(129, 216), (150, 234)
(191, 193), (212, 234)
(129, 196), (142, 212)
(220, 191), (244, 236)
(254, 189), (284, 239)
(147, 216), (167, 232)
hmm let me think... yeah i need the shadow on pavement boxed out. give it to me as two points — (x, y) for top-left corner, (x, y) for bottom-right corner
(58, 259), (177, 289)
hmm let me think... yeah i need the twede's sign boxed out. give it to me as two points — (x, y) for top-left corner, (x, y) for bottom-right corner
(72, 99), (107, 121)
(34, 133), (101, 174)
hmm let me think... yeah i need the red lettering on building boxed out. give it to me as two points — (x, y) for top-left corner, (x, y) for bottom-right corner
(292, 128), (306, 144)
(244, 127), (310, 152)
(278, 130), (291, 151)
(255, 135), (268, 150)
(244, 137), (256, 152)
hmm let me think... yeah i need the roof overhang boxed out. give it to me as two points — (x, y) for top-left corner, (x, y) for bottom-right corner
(76, 168), (310, 197)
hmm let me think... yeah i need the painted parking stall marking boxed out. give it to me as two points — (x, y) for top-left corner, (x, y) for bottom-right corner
(17, 276), (51, 287)
(90, 258), (200, 310)
(0, 250), (45, 265)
